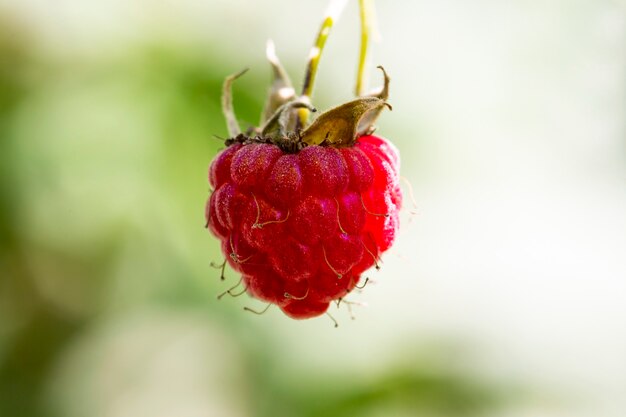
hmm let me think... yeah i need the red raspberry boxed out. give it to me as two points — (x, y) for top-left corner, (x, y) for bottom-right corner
(205, 3), (403, 320)
(206, 135), (401, 319)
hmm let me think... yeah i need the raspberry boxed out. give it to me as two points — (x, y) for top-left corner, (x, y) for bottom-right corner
(206, 135), (401, 319)
(205, 2), (403, 320)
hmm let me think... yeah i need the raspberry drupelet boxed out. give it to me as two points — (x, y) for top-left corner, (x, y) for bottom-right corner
(205, 1), (403, 320)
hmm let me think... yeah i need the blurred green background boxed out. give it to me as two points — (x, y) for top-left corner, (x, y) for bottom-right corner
(1, 1), (625, 416)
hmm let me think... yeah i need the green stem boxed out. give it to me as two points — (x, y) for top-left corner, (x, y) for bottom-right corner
(356, 0), (372, 96)
(301, 16), (332, 99)
(297, 0), (349, 127)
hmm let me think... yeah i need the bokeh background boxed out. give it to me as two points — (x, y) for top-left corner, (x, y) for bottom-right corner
(1, 0), (625, 416)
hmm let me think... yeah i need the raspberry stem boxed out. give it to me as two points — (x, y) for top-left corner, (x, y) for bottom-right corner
(355, 0), (372, 96)
(297, 0), (349, 128)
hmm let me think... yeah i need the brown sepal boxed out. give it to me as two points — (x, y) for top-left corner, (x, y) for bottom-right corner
(300, 97), (390, 146)
(357, 66), (391, 136)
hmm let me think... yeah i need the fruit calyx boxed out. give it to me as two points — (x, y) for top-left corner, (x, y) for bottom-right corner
(220, 0), (391, 152)
(222, 66), (391, 153)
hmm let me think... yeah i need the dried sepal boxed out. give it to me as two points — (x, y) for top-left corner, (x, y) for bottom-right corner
(301, 97), (390, 146)
(261, 99), (317, 139)
(222, 68), (249, 137)
(357, 66), (390, 136)
(261, 40), (296, 124)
